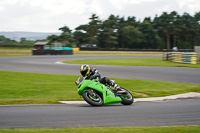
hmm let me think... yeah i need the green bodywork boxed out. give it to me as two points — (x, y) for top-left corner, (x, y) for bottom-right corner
(77, 78), (122, 104)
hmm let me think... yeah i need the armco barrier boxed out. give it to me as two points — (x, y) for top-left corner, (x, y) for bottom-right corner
(195, 46), (200, 63)
(162, 52), (168, 61)
(80, 47), (194, 52)
(172, 52), (182, 63)
(163, 52), (198, 64)
(190, 53), (198, 64)
(181, 53), (197, 64)
(182, 53), (192, 64)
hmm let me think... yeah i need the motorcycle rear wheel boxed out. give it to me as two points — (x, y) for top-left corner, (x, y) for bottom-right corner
(119, 88), (134, 105)
(82, 91), (103, 106)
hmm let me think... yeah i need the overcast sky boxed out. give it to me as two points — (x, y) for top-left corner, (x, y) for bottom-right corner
(0, 0), (200, 32)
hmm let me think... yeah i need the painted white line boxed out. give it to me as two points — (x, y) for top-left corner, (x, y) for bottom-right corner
(134, 92), (200, 102)
(55, 61), (65, 64)
(59, 101), (87, 104)
(59, 92), (200, 104)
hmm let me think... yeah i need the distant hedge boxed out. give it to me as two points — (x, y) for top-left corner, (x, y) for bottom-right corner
(0, 43), (33, 48)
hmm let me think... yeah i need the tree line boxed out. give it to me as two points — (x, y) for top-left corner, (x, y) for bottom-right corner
(1, 11), (200, 49)
(0, 36), (34, 47)
(48, 11), (200, 49)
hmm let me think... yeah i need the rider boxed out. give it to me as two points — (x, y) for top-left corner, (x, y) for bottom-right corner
(80, 64), (120, 90)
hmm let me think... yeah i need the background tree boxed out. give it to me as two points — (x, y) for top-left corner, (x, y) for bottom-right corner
(194, 12), (200, 46)
(57, 26), (75, 47)
(74, 25), (89, 46)
(120, 25), (143, 48)
(139, 20), (161, 49)
(59, 12), (200, 49)
(19, 38), (34, 45)
(97, 15), (119, 48)
(153, 12), (175, 49)
(87, 14), (101, 44)
(47, 35), (59, 44)
(1, 11), (200, 49)
(59, 26), (72, 33)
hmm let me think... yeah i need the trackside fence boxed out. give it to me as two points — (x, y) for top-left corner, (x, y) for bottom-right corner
(163, 52), (198, 64)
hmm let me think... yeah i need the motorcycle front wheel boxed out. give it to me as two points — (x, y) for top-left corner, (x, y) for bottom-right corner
(119, 88), (134, 105)
(82, 90), (103, 106)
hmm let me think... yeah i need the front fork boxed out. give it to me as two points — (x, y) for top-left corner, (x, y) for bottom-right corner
(87, 88), (97, 98)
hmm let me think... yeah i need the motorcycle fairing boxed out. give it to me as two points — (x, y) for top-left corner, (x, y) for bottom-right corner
(78, 79), (122, 104)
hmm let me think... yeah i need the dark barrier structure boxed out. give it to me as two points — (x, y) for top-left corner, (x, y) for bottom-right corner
(79, 47), (194, 52)
(32, 42), (73, 55)
(32, 50), (73, 55)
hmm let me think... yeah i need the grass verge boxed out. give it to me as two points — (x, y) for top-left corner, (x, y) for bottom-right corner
(0, 126), (200, 133)
(0, 47), (162, 57)
(63, 58), (200, 68)
(0, 71), (200, 105)
(74, 50), (162, 56)
(0, 47), (32, 57)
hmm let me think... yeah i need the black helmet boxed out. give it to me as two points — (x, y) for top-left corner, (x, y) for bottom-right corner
(80, 64), (90, 77)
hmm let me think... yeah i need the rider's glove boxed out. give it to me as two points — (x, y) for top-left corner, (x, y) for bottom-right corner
(89, 75), (95, 80)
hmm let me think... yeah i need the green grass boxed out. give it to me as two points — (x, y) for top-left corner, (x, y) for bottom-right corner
(0, 47), (32, 57)
(0, 55), (32, 57)
(0, 71), (200, 105)
(0, 126), (200, 133)
(0, 71), (81, 105)
(74, 50), (162, 56)
(63, 58), (200, 68)
(0, 47), (163, 57)
(0, 47), (32, 51)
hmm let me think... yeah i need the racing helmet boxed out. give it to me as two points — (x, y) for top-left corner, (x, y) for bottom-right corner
(80, 64), (90, 77)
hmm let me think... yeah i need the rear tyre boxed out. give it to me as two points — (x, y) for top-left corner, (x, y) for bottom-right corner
(119, 88), (134, 105)
(82, 90), (103, 106)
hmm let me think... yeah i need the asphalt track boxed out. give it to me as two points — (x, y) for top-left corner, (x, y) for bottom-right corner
(0, 99), (200, 128)
(0, 55), (200, 128)
(0, 55), (200, 84)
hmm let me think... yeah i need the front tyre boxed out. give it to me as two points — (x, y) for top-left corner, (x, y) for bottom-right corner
(82, 90), (103, 106)
(119, 88), (134, 105)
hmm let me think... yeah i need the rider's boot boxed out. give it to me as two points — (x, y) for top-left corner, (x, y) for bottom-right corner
(110, 81), (120, 91)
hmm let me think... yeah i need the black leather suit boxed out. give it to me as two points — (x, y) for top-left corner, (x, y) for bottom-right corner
(85, 68), (113, 86)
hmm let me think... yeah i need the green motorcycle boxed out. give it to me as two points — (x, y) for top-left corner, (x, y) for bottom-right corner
(75, 77), (133, 106)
